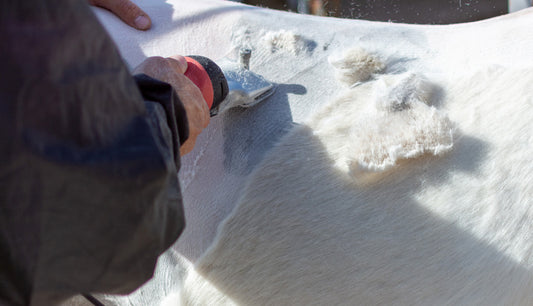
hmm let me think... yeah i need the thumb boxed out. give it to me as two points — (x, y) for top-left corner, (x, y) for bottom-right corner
(167, 55), (188, 74)
(92, 0), (151, 31)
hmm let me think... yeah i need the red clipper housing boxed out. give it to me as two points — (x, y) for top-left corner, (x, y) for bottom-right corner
(183, 56), (229, 115)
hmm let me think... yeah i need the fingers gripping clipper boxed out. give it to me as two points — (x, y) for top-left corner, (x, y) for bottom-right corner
(184, 49), (275, 116)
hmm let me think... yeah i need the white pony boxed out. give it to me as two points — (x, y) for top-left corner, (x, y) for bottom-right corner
(91, 1), (533, 304)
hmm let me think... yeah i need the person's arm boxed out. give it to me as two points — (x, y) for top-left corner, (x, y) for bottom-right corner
(133, 56), (210, 156)
(0, 1), (206, 304)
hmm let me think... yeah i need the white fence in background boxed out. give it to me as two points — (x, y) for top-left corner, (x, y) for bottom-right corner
(509, 0), (531, 11)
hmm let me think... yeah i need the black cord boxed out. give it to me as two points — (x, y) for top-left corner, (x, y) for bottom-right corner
(82, 293), (105, 306)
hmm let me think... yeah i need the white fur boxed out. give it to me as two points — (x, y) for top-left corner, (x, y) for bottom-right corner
(93, 1), (533, 305)
(261, 30), (309, 55)
(328, 47), (384, 84)
(191, 63), (533, 305)
(311, 70), (453, 184)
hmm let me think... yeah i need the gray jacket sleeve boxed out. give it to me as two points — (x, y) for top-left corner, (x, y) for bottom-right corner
(0, 1), (187, 305)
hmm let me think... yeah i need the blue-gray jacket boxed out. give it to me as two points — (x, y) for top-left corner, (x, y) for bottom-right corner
(0, 1), (188, 304)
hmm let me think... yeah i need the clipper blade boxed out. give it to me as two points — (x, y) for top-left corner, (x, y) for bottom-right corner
(210, 55), (275, 116)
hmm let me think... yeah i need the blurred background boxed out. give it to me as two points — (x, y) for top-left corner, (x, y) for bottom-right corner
(234, 0), (532, 24)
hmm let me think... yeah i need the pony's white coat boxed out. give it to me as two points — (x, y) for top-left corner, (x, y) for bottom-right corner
(91, 1), (533, 305)
(328, 47), (384, 84)
(311, 66), (453, 184)
(187, 57), (533, 306)
(261, 30), (309, 55)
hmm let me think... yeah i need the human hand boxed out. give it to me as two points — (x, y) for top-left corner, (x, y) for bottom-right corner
(89, 0), (152, 31)
(134, 56), (210, 156)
